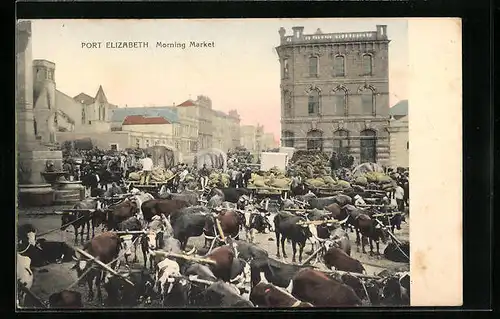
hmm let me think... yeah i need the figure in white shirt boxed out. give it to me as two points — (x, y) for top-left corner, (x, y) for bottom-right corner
(178, 165), (189, 191)
(394, 184), (405, 212)
(140, 154), (154, 185)
(354, 194), (366, 207)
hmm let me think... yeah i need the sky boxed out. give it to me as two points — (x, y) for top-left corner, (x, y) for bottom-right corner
(29, 18), (408, 140)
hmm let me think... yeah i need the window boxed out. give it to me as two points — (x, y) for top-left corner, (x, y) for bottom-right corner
(333, 90), (346, 116)
(362, 54), (373, 76)
(306, 130), (323, 151)
(146, 140), (150, 148)
(282, 131), (295, 147)
(81, 107), (86, 124)
(136, 138), (140, 148)
(283, 90), (292, 117)
(110, 143), (118, 151)
(361, 89), (375, 115)
(308, 90), (320, 115)
(333, 130), (350, 155)
(360, 129), (377, 163)
(407, 141), (409, 150)
(88, 121), (91, 125)
(33, 119), (37, 136)
(309, 56), (318, 77)
(334, 56), (345, 77)
(283, 59), (289, 78)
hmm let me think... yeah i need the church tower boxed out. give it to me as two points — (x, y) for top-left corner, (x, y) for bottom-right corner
(32, 59), (57, 145)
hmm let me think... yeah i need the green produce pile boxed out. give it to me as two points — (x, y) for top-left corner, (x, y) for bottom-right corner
(352, 171), (397, 191)
(208, 172), (231, 188)
(248, 166), (292, 190)
(288, 150), (332, 180)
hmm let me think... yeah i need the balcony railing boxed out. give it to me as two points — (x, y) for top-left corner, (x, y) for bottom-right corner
(283, 31), (379, 44)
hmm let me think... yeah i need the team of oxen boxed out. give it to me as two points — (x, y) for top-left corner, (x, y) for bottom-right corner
(17, 185), (410, 309)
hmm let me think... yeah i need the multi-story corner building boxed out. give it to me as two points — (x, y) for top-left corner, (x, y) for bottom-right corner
(276, 25), (391, 165)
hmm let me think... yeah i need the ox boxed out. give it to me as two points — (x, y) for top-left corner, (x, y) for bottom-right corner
(289, 268), (362, 307)
(71, 232), (121, 303)
(250, 282), (313, 308)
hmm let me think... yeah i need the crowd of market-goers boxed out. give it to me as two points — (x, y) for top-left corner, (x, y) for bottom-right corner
(59, 146), (408, 211)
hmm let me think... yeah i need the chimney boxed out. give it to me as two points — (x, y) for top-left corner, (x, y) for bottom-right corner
(292, 26), (304, 39)
(376, 25), (387, 39)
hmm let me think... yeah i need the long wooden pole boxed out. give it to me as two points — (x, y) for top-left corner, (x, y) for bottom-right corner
(215, 219), (226, 241)
(71, 246), (135, 286)
(153, 251), (217, 265)
(300, 245), (324, 266)
(317, 268), (382, 280)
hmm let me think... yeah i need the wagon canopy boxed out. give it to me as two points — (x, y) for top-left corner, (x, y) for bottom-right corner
(352, 162), (384, 178)
(146, 144), (180, 169)
(196, 148), (227, 171)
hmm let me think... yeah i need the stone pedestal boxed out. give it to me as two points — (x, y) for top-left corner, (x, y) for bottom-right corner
(54, 181), (84, 204)
(18, 184), (54, 208)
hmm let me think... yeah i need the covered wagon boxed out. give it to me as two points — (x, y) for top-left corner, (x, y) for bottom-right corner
(146, 144), (180, 169)
(196, 148), (227, 171)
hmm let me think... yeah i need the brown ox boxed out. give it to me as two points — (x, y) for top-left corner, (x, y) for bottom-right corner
(353, 214), (388, 255)
(323, 247), (365, 274)
(203, 210), (242, 248)
(106, 200), (138, 230)
(71, 232), (121, 303)
(141, 199), (190, 222)
(250, 282), (313, 308)
(290, 268), (362, 307)
(205, 245), (235, 282)
(48, 290), (83, 308)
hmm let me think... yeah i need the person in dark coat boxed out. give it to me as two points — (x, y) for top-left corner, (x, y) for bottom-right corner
(329, 152), (339, 177)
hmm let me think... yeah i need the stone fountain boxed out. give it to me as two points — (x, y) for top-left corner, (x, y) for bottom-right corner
(16, 20), (83, 208)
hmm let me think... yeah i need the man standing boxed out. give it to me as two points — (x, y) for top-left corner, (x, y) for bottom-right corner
(178, 164), (189, 192)
(140, 154), (153, 185)
(329, 152), (339, 177)
(199, 164), (210, 190)
(395, 183), (405, 212)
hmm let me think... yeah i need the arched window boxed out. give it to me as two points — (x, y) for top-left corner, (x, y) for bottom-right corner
(362, 54), (373, 76)
(282, 130), (295, 147)
(306, 129), (323, 151)
(360, 129), (377, 163)
(361, 88), (375, 115)
(333, 130), (350, 155)
(283, 90), (292, 117)
(309, 56), (318, 77)
(308, 90), (320, 115)
(333, 89), (347, 116)
(334, 55), (345, 77)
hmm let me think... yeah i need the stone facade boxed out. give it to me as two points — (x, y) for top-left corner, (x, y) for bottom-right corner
(388, 115), (409, 168)
(276, 25), (391, 165)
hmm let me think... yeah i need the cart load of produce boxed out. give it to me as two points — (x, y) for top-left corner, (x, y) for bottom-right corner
(247, 166), (292, 189)
(352, 162), (384, 178)
(288, 150), (332, 180)
(208, 172), (231, 188)
(128, 166), (176, 182)
(351, 171), (397, 191)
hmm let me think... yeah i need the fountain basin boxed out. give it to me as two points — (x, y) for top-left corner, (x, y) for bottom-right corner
(18, 184), (54, 208)
(41, 171), (68, 184)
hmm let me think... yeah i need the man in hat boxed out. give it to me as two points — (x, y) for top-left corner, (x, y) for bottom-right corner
(199, 164), (210, 190)
(140, 154), (153, 185)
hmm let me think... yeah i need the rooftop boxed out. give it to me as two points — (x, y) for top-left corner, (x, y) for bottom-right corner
(389, 100), (408, 116)
(111, 106), (179, 124)
(122, 115), (171, 125)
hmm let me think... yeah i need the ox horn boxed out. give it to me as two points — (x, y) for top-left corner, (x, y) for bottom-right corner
(338, 215), (349, 225)
(54, 211), (63, 215)
(185, 246), (197, 256)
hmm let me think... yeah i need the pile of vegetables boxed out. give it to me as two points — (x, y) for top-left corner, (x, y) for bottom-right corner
(352, 171), (396, 191)
(248, 166), (292, 189)
(288, 150), (332, 180)
(208, 172), (231, 188)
